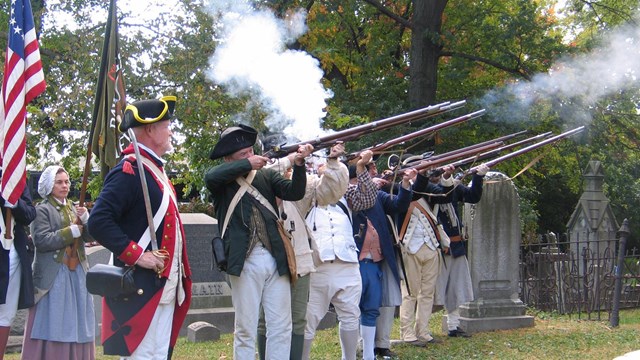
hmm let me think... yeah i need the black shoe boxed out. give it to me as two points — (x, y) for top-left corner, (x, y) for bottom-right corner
(374, 347), (398, 359)
(448, 327), (472, 338)
(403, 339), (427, 347)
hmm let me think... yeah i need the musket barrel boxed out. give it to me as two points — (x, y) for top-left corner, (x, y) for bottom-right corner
(469, 126), (585, 173)
(264, 100), (467, 158)
(386, 142), (502, 179)
(421, 129), (530, 162)
(443, 132), (552, 169)
(383, 129), (577, 180)
(349, 108), (485, 159)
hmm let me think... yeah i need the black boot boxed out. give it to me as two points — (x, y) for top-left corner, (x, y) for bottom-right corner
(448, 327), (472, 338)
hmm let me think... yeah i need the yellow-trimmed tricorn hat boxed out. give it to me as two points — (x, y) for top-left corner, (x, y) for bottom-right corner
(119, 96), (177, 132)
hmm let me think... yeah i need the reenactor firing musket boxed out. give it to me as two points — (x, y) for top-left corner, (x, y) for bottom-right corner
(466, 126), (585, 174)
(262, 100), (466, 158)
(345, 109), (487, 161)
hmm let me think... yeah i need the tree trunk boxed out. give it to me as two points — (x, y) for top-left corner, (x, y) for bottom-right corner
(409, 0), (447, 109)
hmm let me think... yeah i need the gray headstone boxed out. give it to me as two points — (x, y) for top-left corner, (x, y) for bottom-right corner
(9, 309), (26, 336)
(187, 321), (220, 342)
(181, 213), (227, 283)
(455, 172), (534, 333)
(181, 214), (235, 335)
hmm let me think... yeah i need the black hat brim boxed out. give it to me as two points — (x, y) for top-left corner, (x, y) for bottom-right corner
(209, 124), (258, 160)
(120, 96), (177, 132)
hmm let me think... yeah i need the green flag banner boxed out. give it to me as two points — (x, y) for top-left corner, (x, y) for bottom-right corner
(90, 0), (127, 179)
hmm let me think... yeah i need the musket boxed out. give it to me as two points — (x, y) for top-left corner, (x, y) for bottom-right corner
(440, 131), (554, 171)
(383, 141), (504, 180)
(425, 129), (530, 162)
(263, 100), (466, 158)
(387, 129), (530, 170)
(346, 109), (486, 161)
(384, 130), (558, 179)
(467, 126), (585, 174)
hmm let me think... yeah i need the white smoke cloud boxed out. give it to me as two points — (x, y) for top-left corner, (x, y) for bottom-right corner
(204, 0), (332, 142)
(481, 22), (640, 125)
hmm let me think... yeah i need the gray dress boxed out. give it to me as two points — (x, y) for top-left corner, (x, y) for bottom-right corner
(22, 197), (95, 359)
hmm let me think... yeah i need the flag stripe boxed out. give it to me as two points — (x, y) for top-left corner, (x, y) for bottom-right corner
(1, 0), (46, 204)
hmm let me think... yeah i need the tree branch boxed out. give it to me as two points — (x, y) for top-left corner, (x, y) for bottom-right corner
(440, 50), (532, 81)
(361, 0), (413, 30)
(578, 0), (637, 26)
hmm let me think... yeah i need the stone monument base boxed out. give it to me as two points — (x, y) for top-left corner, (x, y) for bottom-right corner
(441, 298), (534, 334)
(442, 314), (534, 334)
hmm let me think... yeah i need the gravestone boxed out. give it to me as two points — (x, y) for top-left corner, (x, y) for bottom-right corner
(175, 213), (236, 335)
(187, 321), (220, 342)
(457, 171), (534, 333)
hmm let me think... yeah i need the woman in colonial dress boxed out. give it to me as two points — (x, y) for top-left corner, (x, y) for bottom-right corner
(21, 165), (95, 359)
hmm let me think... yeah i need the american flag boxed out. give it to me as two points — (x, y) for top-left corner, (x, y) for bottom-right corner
(0, 0), (46, 205)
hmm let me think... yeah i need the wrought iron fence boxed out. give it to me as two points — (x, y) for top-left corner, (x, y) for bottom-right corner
(519, 231), (640, 319)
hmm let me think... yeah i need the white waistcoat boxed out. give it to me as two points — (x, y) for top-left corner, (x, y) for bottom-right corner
(306, 199), (358, 263)
(402, 207), (440, 254)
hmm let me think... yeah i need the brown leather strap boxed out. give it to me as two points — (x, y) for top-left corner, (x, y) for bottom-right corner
(449, 234), (462, 242)
(398, 202), (416, 241)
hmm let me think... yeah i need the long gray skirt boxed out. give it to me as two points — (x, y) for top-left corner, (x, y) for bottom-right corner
(21, 264), (95, 360)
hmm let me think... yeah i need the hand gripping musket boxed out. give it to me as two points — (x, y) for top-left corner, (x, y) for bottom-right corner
(467, 126), (585, 174)
(345, 109), (486, 161)
(262, 100), (466, 158)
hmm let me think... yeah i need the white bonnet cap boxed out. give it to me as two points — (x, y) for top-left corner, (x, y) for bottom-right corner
(38, 165), (64, 198)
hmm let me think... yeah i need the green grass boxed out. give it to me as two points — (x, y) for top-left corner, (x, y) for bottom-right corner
(6, 308), (640, 359)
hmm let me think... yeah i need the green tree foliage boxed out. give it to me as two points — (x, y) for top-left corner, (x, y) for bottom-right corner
(559, 0), (640, 248)
(0, 0), (638, 249)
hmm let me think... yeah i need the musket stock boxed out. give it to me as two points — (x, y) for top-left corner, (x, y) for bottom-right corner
(468, 126), (585, 174)
(263, 100), (466, 158)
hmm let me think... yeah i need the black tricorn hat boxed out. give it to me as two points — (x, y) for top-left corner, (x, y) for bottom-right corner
(209, 124), (258, 160)
(120, 96), (177, 132)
